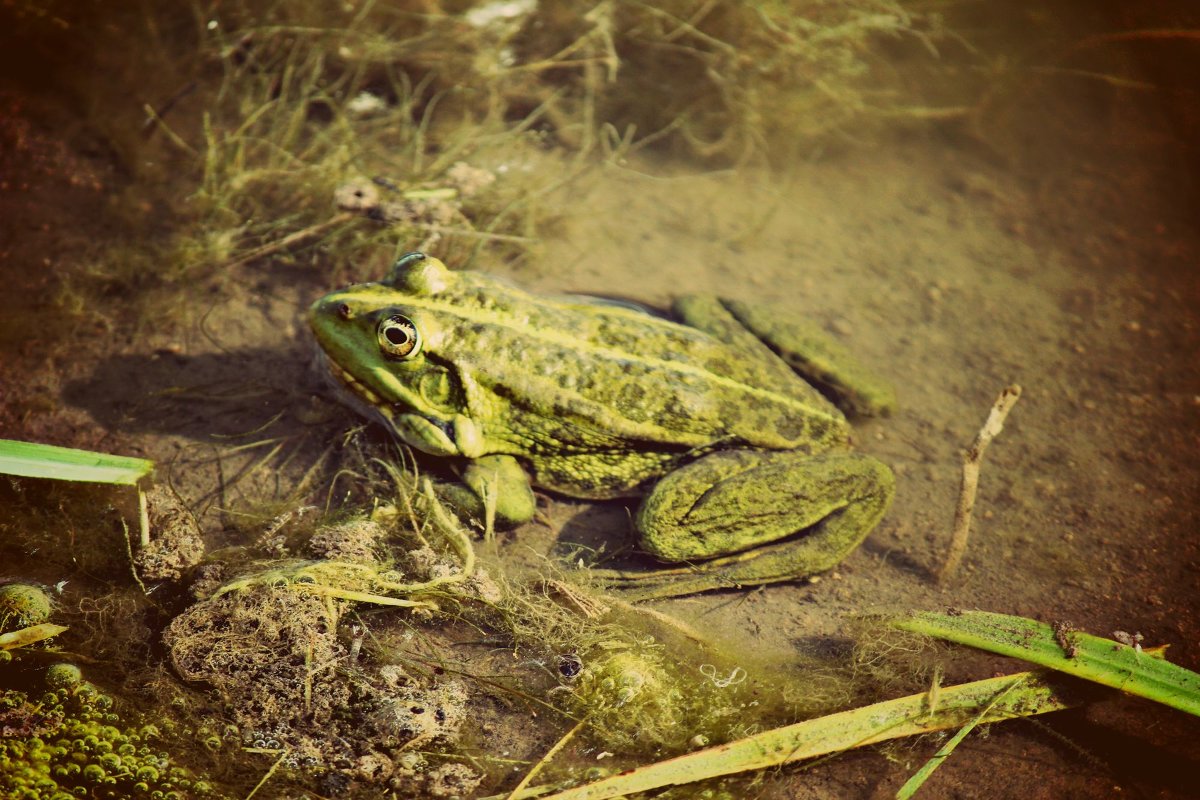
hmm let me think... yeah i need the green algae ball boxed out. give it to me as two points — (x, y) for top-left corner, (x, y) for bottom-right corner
(45, 664), (83, 690)
(0, 583), (53, 631)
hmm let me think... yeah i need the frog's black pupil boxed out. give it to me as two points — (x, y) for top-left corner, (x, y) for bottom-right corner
(386, 327), (409, 346)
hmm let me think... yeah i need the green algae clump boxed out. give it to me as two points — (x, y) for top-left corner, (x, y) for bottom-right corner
(0, 665), (220, 800)
(0, 584), (53, 633)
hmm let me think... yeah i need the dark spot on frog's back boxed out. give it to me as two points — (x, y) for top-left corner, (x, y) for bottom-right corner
(775, 413), (812, 444)
(617, 382), (647, 409)
(593, 319), (646, 352)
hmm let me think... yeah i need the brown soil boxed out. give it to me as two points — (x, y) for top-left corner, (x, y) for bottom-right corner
(1, 2), (1198, 799)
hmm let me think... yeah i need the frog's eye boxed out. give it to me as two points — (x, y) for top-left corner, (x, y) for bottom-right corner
(377, 314), (423, 359)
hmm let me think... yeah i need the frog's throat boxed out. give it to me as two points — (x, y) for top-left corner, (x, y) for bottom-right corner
(319, 355), (471, 457)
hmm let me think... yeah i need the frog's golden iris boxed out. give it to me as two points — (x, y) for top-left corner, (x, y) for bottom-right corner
(377, 314), (422, 359)
(309, 252), (895, 598)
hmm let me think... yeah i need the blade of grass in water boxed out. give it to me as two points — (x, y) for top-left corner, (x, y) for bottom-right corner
(0, 439), (154, 485)
(894, 674), (1030, 800)
(0, 623), (69, 651)
(502, 670), (1096, 800)
(894, 610), (1200, 717)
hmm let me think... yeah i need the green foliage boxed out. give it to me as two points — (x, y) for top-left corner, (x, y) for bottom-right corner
(0, 441), (153, 487)
(894, 610), (1200, 717)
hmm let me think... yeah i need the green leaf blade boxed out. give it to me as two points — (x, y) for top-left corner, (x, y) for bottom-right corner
(0, 439), (154, 485)
(895, 611), (1200, 717)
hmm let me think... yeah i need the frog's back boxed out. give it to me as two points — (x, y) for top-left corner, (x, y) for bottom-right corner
(422, 274), (849, 456)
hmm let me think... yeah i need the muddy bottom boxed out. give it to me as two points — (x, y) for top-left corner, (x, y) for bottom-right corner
(2, 2), (1199, 798)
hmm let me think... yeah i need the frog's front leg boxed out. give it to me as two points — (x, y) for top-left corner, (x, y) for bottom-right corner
(438, 454), (537, 528)
(596, 449), (894, 600)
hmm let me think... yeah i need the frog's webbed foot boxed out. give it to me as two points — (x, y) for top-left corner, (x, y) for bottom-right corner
(591, 450), (894, 601)
(675, 295), (896, 417)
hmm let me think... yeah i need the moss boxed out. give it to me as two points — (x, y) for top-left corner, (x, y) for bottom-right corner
(0, 666), (222, 800)
(43, 666), (82, 692)
(0, 584), (53, 633)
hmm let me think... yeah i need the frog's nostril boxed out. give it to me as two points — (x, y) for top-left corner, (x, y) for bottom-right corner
(337, 303), (352, 320)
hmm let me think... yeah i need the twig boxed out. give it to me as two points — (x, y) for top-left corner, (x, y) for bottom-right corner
(939, 384), (1022, 582)
(137, 486), (151, 547)
(1063, 27), (1200, 58)
(121, 519), (150, 597)
(141, 102), (199, 155)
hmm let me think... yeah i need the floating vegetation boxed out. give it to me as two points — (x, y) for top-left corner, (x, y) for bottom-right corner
(0, 581), (217, 799)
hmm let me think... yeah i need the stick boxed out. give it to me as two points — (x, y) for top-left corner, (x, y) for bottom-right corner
(244, 749), (288, 800)
(138, 486), (151, 547)
(939, 384), (1022, 582)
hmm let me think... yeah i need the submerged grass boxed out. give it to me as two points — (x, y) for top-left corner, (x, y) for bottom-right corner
(895, 610), (1200, 717)
(0, 439), (154, 485)
(54, 0), (948, 309)
(505, 668), (1097, 800)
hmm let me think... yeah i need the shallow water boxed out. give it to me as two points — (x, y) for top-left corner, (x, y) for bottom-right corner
(2, 2), (1199, 798)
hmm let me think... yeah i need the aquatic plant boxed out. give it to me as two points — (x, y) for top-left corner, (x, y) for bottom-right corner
(0, 666), (220, 800)
(127, 0), (948, 291)
(894, 610), (1200, 716)
(0, 584), (54, 634)
(518, 668), (1094, 800)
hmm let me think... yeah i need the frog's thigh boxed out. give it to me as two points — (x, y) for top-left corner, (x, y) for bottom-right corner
(454, 454), (536, 526)
(677, 295), (896, 417)
(637, 449), (894, 569)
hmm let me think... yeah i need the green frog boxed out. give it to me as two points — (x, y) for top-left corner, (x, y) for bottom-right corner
(309, 252), (895, 599)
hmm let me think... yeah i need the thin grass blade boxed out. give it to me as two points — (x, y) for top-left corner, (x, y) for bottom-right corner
(894, 675), (1029, 799)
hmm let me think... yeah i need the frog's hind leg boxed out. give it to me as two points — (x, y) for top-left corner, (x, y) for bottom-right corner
(593, 450), (894, 601)
(676, 295), (896, 417)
